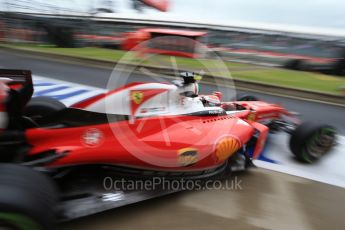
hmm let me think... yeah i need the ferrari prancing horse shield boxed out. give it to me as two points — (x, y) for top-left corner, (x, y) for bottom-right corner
(131, 91), (144, 104)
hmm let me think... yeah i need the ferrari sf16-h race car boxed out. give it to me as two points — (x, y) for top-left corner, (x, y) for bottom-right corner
(0, 69), (337, 229)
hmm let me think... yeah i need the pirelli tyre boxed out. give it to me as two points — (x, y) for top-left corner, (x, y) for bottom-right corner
(236, 93), (259, 101)
(0, 164), (58, 229)
(24, 96), (66, 118)
(289, 122), (337, 163)
(284, 59), (306, 70)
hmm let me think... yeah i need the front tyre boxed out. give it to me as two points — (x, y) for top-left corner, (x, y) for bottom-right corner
(289, 122), (337, 163)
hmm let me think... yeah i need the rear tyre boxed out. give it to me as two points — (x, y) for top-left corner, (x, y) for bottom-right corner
(24, 96), (66, 118)
(236, 93), (259, 101)
(289, 122), (337, 163)
(284, 59), (305, 70)
(0, 164), (58, 229)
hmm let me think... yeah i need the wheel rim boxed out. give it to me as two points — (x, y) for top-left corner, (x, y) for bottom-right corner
(304, 128), (336, 161)
(0, 213), (40, 230)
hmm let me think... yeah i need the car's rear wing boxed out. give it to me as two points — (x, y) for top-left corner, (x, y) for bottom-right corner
(0, 69), (33, 88)
(0, 69), (34, 111)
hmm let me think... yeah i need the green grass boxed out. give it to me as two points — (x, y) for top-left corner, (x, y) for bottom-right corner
(1, 43), (256, 69)
(2, 43), (345, 94)
(152, 55), (252, 69)
(9, 44), (127, 61)
(232, 69), (345, 94)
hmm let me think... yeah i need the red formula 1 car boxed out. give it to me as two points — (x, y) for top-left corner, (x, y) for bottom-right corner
(0, 70), (337, 228)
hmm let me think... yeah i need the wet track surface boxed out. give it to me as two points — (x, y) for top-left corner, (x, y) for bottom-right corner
(62, 169), (345, 230)
(1, 49), (345, 229)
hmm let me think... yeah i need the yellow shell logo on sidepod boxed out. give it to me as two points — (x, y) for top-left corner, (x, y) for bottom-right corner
(215, 137), (240, 161)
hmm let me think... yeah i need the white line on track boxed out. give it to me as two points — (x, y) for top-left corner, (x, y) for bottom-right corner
(33, 75), (105, 106)
(33, 75), (104, 91)
(254, 160), (345, 188)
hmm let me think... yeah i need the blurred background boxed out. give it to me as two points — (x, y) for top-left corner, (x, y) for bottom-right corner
(1, 0), (345, 78)
(0, 1), (345, 229)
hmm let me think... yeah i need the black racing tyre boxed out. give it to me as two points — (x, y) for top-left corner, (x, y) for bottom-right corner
(236, 93), (259, 101)
(284, 59), (305, 70)
(289, 122), (337, 163)
(0, 164), (58, 229)
(24, 96), (66, 118)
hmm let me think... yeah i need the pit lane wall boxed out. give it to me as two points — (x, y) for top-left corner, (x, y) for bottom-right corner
(1, 45), (344, 106)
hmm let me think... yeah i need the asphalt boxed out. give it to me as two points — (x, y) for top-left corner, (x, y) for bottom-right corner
(1, 49), (345, 229)
(62, 169), (345, 230)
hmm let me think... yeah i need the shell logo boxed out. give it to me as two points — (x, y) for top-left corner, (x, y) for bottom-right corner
(215, 137), (241, 161)
(247, 112), (256, 121)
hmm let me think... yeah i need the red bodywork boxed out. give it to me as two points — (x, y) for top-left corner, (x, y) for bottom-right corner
(25, 99), (295, 171)
(140, 0), (169, 12)
(230, 101), (292, 122)
(22, 85), (302, 171)
(223, 100), (298, 159)
(26, 114), (254, 171)
(122, 28), (207, 58)
(0, 73), (297, 172)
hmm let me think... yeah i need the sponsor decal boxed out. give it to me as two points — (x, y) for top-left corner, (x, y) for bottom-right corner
(247, 112), (256, 121)
(81, 128), (104, 147)
(140, 108), (148, 113)
(129, 89), (168, 121)
(177, 148), (199, 166)
(101, 192), (124, 202)
(215, 137), (240, 161)
(208, 110), (223, 115)
(257, 112), (277, 119)
(131, 91), (144, 105)
(140, 107), (166, 114)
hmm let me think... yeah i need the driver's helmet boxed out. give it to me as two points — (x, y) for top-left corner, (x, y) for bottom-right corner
(174, 72), (202, 97)
(203, 95), (221, 107)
